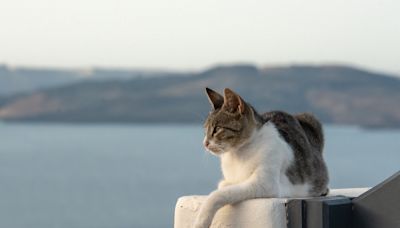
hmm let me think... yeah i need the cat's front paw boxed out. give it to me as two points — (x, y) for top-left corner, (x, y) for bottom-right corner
(217, 180), (231, 189)
(193, 214), (212, 228)
(192, 220), (210, 228)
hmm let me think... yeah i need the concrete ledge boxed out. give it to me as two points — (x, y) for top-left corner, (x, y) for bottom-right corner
(174, 188), (369, 228)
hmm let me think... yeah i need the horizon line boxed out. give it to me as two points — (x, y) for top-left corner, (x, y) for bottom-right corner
(1, 61), (399, 77)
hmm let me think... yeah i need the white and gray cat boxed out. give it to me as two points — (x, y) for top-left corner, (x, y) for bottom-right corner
(193, 88), (329, 228)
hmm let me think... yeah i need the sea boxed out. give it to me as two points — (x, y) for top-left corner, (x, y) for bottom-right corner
(0, 123), (399, 228)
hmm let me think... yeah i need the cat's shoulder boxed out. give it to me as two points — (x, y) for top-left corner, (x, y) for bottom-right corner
(260, 110), (305, 140)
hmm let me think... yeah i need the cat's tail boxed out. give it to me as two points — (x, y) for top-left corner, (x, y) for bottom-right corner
(295, 113), (324, 153)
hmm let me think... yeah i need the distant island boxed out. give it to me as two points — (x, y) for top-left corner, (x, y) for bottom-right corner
(1, 64), (400, 129)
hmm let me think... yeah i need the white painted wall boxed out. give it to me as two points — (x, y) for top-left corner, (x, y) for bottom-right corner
(174, 188), (369, 228)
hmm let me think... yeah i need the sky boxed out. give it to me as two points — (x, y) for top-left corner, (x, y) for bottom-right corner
(0, 0), (399, 74)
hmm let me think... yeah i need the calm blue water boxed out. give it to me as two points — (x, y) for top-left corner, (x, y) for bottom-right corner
(0, 123), (399, 228)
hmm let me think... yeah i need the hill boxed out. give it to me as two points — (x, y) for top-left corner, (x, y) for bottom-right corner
(0, 64), (171, 95)
(0, 64), (399, 128)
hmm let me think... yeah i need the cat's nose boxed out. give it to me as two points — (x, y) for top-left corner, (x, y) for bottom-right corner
(204, 140), (210, 148)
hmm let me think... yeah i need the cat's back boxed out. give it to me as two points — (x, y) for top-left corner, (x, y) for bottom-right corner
(261, 111), (323, 153)
(295, 112), (324, 152)
(261, 110), (329, 196)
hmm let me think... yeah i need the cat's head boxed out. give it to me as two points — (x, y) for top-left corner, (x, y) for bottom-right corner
(203, 88), (260, 155)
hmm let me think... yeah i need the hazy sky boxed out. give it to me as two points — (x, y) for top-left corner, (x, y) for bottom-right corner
(1, 0), (399, 73)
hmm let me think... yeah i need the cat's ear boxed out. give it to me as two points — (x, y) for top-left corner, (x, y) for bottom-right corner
(205, 88), (224, 110)
(223, 88), (246, 114)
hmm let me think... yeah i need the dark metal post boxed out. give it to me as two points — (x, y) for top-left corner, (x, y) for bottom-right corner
(286, 171), (400, 228)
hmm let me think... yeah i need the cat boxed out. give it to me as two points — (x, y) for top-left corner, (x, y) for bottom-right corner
(193, 88), (329, 228)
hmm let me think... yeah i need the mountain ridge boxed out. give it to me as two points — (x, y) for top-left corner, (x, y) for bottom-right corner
(0, 64), (400, 128)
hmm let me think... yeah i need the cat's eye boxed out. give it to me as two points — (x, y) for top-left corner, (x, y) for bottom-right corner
(212, 126), (223, 136)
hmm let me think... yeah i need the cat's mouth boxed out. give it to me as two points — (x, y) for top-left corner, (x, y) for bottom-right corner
(203, 138), (227, 155)
(205, 144), (225, 155)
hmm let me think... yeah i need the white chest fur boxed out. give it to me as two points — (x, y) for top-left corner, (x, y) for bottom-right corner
(220, 122), (310, 197)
